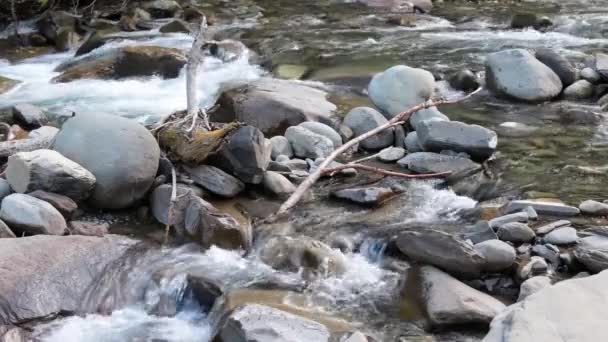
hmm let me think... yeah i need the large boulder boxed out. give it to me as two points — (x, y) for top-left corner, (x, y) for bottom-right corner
(343, 107), (394, 150)
(534, 48), (577, 87)
(285, 126), (334, 159)
(213, 126), (271, 184)
(0, 194), (66, 235)
(53, 46), (186, 82)
(215, 304), (331, 342)
(416, 120), (497, 161)
(396, 230), (486, 278)
(212, 78), (337, 136)
(0, 235), (135, 324)
(368, 65), (436, 117)
(6, 149), (95, 201)
(421, 266), (506, 327)
(52, 114), (160, 209)
(397, 152), (481, 174)
(183, 165), (244, 198)
(574, 235), (608, 272)
(485, 49), (563, 102)
(483, 271), (608, 342)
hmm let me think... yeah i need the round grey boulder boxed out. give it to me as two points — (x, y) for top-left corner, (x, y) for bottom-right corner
(0, 194), (67, 235)
(485, 49), (563, 102)
(544, 227), (578, 245)
(368, 65), (435, 117)
(535, 48), (577, 87)
(474, 239), (517, 272)
(343, 107), (394, 150)
(579, 199), (608, 216)
(52, 113), (160, 209)
(497, 222), (536, 243)
(285, 126), (334, 159)
(563, 80), (594, 100)
(299, 122), (342, 148)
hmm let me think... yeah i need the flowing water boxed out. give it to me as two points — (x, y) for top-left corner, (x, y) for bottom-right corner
(1, 0), (608, 340)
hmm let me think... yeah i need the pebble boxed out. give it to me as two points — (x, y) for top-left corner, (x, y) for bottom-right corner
(377, 147), (406, 162)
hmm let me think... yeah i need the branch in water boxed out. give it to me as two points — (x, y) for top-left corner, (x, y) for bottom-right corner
(323, 164), (451, 178)
(276, 87), (483, 215)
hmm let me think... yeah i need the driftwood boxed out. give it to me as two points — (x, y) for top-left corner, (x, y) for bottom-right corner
(186, 16), (210, 130)
(277, 88), (483, 215)
(324, 164), (451, 178)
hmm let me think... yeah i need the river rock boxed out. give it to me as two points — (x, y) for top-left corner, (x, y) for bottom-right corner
(581, 67), (601, 84)
(0, 194), (66, 236)
(263, 171), (296, 198)
(213, 78), (336, 136)
(368, 65), (435, 117)
(185, 196), (250, 250)
(510, 13), (539, 29)
(485, 49), (563, 102)
(378, 147), (405, 162)
(0, 76), (19, 95)
(474, 240), (516, 272)
(184, 165), (244, 198)
(215, 304), (330, 342)
(404, 131), (423, 152)
(260, 235), (346, 277)
(448, 69), (480, 92)
(0, 220), (15, 238)
(396, 229), (485, 278)
(269, 136), (293, 159)
(285, 126), (334, 159)
(517, 256), (548, 280)
(213, 126), (270, 184)
(28, 190), (77, 218)
(574, 235), (608, 272)
(421, 266), (506, 327)
(484, 271), (608, 342)
(544, 227), (578, 245)
(563, 80), (594, 100)
(409, 108), (450, 132)
(397, 152), (481, 174)
(517, 276), (552, 302)
(488, 212), (529, 230)
(579, 199), (608, 216)
(0, 235), (135, 324)
(6, 149), (95, 201)
(502, 200), (580, 216)
(159, 19), (191, 33)
(593, 53), (608, 80)
(11, 104), (47, 129)
(0, 179), (12, 203)
(140, 0), (181, 18)
(332, 187), (394, 206)
(416, 120), (497, 161)
(534, 48), (577, 87)
(531, 244), (560, 265)
(151, 184), (197, 230)
(497, 222), (535, 243)
(68, 221), (110, 237)
(463, 221), (498, 244)
(299, 122), (342, 148)
(343, 107), (394, 150)
(53, 113), (160, 209)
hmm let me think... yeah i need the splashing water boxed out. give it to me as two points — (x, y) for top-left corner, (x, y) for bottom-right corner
(408, 181), (477, 223)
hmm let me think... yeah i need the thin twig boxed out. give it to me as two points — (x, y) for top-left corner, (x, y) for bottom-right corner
(324, 164), (451, 178)
(163, 166), (177, 244)
(276, 87), (482, 215)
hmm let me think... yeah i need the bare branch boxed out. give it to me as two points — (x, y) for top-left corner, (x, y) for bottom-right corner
(163, 166), (177, 244)
(276, 87), (483, 215)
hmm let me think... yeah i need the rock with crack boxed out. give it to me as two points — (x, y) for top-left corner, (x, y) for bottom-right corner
(420, 266), (506, 327)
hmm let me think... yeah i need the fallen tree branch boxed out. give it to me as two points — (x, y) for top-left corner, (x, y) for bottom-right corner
(164, 166), (177, 244)
(324, 164), (451, 178)
(0, 136), (56, 158)
(276, 87), (483, 215)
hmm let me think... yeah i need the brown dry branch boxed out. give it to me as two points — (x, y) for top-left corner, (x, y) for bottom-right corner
(163, 166), (177, 244)
(276, 87), (483, 215)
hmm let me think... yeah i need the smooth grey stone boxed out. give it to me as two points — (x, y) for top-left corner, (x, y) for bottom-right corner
(377, 147), (405, 162)
(485, 49), (562, 102)
(579, 200), (608, 216)
(503, 200), (580, 217)
(285, 126), (334, 159)
(489, 211), (529, 229)
(535, 48), (577, 87)
(574, 235), (608, 272)
(517, 276), (552, 302)
(497, 222), (536, 243)
(535, 220), (571, 234)
(263, 171), (296, 198)
(474, 240), (517, 272)
(299, 122), (342, 148)
(269, 136), (293, 159)
(183, 165), (244, 198)
(0, 194), (66, 236)
(531, 244), (560, 265)
(544, 227), (578, 245)
(343, 107), (394, 150)
(404, 131), (423, 152)
(581, 67), (601, 84)
(563, 80), (594, 100)
(416, 120), (497, 161)
(409, 107), (449, 132)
